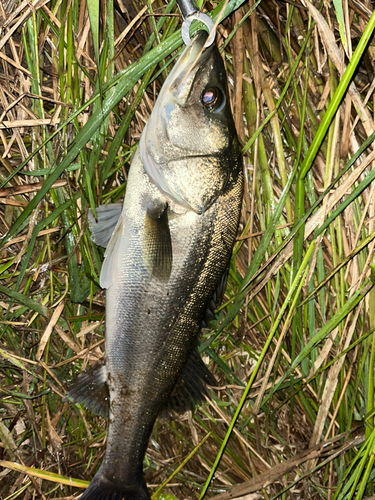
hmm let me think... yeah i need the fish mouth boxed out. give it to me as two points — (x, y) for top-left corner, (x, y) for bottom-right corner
(140, 31), (218, 211)
(169, 152), (220, 162)
(169, 31), (214, 104)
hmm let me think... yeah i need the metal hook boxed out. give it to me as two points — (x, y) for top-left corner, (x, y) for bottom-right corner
(177, 0), (198, 19)
(177, 0), (216, 48)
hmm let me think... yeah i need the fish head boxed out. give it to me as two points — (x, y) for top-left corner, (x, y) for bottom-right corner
(140, 31), (241, 214)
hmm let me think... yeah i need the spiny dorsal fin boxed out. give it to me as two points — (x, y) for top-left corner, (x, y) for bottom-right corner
(64, 360), (109, 418)
(200, 266), (229, 328)
(143, 204), (172, 281)
(88, 204), (122, 248)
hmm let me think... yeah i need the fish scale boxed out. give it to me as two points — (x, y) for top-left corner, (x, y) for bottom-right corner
(66, 30), (243, 500)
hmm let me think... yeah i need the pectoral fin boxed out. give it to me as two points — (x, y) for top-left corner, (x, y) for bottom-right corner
(143, 204), (172, 281)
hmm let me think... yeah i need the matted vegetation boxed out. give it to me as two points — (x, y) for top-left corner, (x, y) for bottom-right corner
(1, 0), (375, 498)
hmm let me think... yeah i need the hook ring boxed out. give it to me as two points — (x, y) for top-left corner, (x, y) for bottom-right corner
(181, 12), (216, 47)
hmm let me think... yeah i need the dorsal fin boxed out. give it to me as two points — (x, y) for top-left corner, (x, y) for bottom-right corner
(162, 348), (217, 415)
(65, 348), (216, 419)
(200, 266), (229, 328)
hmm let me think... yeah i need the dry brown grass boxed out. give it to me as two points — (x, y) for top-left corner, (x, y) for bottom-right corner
(1, 0), (375, 499)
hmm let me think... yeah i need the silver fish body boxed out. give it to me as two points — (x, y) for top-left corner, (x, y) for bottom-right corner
(68, 31), (243, 500)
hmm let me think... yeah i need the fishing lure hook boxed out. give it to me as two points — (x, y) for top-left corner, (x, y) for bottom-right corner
(177, 0), (216, 47)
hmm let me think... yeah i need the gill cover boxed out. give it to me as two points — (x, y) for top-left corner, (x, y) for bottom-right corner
(140, 31), (235, 214)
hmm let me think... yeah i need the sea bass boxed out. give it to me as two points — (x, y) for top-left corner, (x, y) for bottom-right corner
(67, 31), (243, 500)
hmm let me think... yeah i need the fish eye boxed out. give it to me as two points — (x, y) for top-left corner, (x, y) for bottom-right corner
(201, 87), (225, 112)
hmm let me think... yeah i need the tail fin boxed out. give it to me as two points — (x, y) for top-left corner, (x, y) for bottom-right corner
(79, 473), (151, 500)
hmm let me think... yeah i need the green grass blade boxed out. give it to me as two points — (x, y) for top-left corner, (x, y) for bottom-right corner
(300, 10), (375, 178)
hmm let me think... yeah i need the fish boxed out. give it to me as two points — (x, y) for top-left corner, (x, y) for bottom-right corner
(66, 30), (243, 500)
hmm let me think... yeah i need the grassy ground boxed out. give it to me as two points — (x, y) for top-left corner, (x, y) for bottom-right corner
(1, 0), (375, 499)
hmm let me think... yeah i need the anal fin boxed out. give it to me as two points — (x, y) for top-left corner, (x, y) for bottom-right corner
(65, 349), (216, 419)
(64, 360), (109, 418)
